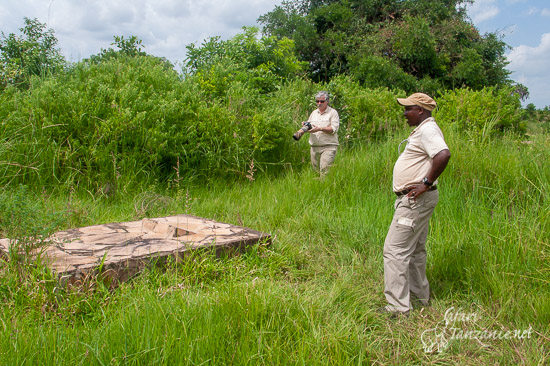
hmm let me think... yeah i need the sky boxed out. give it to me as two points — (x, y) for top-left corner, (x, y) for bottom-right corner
(465, 0), (549, 108)
(0, 0), (548, 108)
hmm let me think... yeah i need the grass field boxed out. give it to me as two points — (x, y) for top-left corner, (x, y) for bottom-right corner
(0, 128), (548, 365)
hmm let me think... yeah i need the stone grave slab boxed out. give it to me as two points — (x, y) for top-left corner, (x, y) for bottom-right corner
(0, 215), (271, 284)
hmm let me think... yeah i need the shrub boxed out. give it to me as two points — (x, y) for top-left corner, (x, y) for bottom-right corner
(435, 86), (526, 141)
(327, 75), (406, 146)
(0, 56), (310, 190)
(0, 55), (529, 192)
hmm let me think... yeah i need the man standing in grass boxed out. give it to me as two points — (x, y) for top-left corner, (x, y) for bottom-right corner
(381, 93), (451, 317)
(305, 91), (339, 175)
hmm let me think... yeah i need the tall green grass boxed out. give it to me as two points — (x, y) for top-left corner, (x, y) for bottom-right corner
(0, 129), (548, 365)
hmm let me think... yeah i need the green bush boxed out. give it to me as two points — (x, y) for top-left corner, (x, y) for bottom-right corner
(435, 86), (526, 141)
(349, 54), (417, 92)
(0, 55), (529, 192)
(327, 75), (406, 146)
(0, 55), (310, 190)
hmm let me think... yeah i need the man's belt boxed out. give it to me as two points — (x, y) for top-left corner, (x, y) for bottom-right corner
(395, 185), (437, 197)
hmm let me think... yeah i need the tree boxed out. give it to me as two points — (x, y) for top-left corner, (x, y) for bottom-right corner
(0, 17), (65, 89)
(85, 35), (174, 73)
(259, 0), (513, 93)
(183, 27), (307, 94)
(86, 35), (146, 63)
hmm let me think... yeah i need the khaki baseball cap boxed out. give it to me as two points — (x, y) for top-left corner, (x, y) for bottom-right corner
(397, 93), (437, 111)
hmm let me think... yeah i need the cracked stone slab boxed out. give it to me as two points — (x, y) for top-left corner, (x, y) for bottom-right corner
(0, 215), (271, 284)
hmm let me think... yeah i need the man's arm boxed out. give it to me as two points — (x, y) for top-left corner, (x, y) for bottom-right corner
(311, 125), (334, 133)
(407, 149), (451, 199)
(310, 109), (339, 133)
(425, 149), (451, 183)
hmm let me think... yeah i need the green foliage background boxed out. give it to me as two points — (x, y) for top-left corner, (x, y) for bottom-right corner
(259, 0), (513, 95)
(0, 6), (536, 192)
(0, 62), (529, 191)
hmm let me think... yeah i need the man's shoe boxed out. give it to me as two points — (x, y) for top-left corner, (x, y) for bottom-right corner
(376, 306), (410, 319)
(410, 294), (431, 308)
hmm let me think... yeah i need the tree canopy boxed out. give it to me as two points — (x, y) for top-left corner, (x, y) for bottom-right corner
(258, 0), (513, 96)
(0, 17), (65, 89)
(183, 26), (307, 94)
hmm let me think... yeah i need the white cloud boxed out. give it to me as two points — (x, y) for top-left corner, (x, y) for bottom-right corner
(1, 0), (282, 63)
(465, 0), (500, 24)
(526, 7), (538, 16)
(524, 5), (550, 16)
(507, 33), (550, 107)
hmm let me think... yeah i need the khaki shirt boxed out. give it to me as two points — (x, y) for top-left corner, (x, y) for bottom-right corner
(308, 106), (339, 147)
(393, 117), (448, 192)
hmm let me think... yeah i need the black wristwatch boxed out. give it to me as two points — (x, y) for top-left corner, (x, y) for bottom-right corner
(422, 177), (433, 186)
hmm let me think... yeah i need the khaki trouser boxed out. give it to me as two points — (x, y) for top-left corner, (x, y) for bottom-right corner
(383, 189), (439, 313)
(310, 145), (337, 174)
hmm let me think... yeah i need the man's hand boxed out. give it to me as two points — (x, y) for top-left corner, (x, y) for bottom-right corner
(406, 183), (429, 200)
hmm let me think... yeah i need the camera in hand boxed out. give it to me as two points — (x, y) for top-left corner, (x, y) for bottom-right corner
(293, 122), (313, 141)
